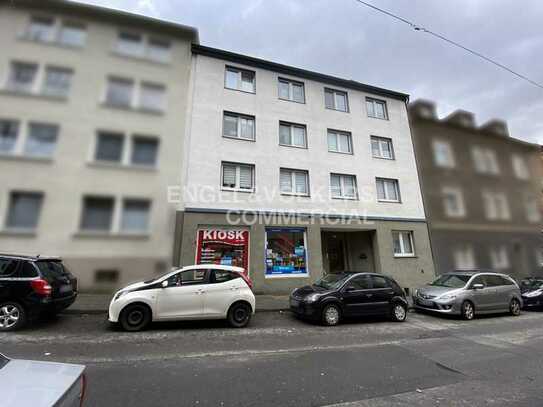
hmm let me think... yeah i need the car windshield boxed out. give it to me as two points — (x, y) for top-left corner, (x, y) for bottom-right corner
(0, 354), (8, 369)
(430, 274), (471, 288)
(522, 280), (543, 290)
(314, 273), (351, 290)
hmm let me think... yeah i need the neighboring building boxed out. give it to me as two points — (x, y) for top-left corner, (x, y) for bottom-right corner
(409, 100), (543, 279)
(0, 0), (198, 290)
(175, 46), (435, 294)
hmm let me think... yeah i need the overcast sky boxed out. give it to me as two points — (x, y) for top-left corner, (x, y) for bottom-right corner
(78, 0), (543, 144)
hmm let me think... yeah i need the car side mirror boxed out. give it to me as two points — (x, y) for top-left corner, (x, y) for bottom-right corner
(472, 283), (484, 290)
(161, 280), (169, 288)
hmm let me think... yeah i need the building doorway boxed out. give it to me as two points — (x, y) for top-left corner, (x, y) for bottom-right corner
(321, 230), (376, 274)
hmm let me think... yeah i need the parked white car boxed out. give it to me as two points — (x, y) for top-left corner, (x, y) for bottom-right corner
(108, 265), (255, 331)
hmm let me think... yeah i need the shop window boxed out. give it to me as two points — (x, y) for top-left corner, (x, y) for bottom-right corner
(196, 229), (249, 272)
(265, 228), (308, 277)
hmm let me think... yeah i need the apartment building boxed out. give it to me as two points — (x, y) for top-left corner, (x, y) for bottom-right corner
(409, 100), (543, 279)
(175, 46), (435, 294)
(0, 0), (198, 290)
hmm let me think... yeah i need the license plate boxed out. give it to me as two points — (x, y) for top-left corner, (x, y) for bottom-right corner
(59, 284), (73, 294)
(290, 299), (299, 307)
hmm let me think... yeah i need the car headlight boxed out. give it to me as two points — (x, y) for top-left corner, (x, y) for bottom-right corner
(439, 294), (457, 301)
(525, 290), (543, 298)
(304, 293), (320, 303)
(113, 290), (128, 301)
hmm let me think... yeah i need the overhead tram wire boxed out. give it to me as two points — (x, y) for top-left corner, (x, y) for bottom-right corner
(352, 0), (543, 90)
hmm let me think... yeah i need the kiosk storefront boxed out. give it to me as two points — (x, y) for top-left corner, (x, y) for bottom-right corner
(195, 229), (249, 273)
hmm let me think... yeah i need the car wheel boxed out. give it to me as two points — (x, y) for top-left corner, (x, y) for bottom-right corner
(227, 302), (252, 328)
(119, 304), (151, 332)
(391, 302), (407, 322)
(321, 303), (341, 326)
(510, 298), (521, 316)
(461, 301), (475, 320)
(0, 301), (27, 332)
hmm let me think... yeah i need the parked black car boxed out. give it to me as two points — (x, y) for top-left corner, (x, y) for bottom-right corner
(0, 254), (78, 331)
(290, 272), (408, 326)
(520, 278), (543, 309)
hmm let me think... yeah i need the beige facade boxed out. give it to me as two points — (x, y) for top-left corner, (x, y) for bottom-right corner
(0, 1), (197, 290)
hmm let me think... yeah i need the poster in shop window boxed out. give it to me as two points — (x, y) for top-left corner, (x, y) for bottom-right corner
(265, 228), (308, 277)
(195, 229), (249, 274)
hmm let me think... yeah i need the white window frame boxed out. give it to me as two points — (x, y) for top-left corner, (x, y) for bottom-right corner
(221, 162), (255, 192)
(370, 136), (394, 159)
(366, 97), (388, 120)
(453, 245), (476, 269)
(524, 196), (541, 223)
(25, 15), (87, 48)
(6, 61), (73, 99)
(280, 168), (310, 197)
(4, 191), (44, 232)
(115, 31), (172, 63)
(279, 122), (307, 148)
(472, 146), (500, 175)
(512, 154), (530, 180)
(327, 130), (352, 154)
(376, 178), (401, 203)
(278, 78), (305, 103)
(392, 231), (415, 257)
(442, 186), (466, 218)
(432, 139), (455, 168)
(324, 88), (349, 112)
(482, 190), (510, 220)
(490, 245), (510, 270)
(330, 173), (358, 200)
(223, 112), (256, 141)
(224, 66), (256, 93)
(0, 120), (59, 160)
(120, 198), (151, 234)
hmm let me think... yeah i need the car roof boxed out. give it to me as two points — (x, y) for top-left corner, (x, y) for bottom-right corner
(446, 270), (512, 278)
(0, 253), (61, 262)
(180, 264), (245, 273)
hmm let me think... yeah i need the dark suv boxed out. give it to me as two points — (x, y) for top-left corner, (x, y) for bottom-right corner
(0, 254), (78, 331)
(290, 272), (408, 326)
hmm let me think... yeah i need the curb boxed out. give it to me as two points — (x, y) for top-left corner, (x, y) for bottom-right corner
(61, 307), (291, 316)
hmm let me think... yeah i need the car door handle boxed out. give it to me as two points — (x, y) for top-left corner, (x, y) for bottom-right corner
(365, 294), (373, 298)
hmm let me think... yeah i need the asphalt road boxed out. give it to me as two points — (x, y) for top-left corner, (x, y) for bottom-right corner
(3, 310), (543, 406)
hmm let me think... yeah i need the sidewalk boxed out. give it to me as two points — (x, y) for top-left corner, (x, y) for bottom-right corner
(64, 293), (290, 314)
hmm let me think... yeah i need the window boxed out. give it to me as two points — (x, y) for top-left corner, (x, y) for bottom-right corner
(346, 275), (371, 290)
(120, 199), (150, 233)
(366, 98), (388, 120)
(432, 140), (455, 168)
(490, 246), (510, 270)
(512, 155), (529, 180)
(221, 162), (254, 192)
(42, 67), (72, 97)
(131, 136), (158, 166)
(442, 186), (466, 218)
(24, 123), (58, 158)
(524, 196), (541, 223)
(371, 136), (393, 159)
(117, 32), (144, 56)
(94, 270), (120, 284)
(376, 178), (400, 202)
(95, 132), (124, 162)
(19, 262), (38, 278)
(196, 229), (249, 270)
(0, 120), (19, 154)
(324, 88), (348, 112)
(265, 228), (308, 277)
(392, 231), (415, 257)
(80, 196), (114, 231)
(140, 82), (166, 112)
(59, 22), (86, 47)
(0, 259), (19, 277)
(26, 16), (54, 42)
(280, 169), (309, 196)
(167, 269), (207, 286)
(105, 77), (134, 107)
(482, 191), (510, 220)
(225, 67), (255, 93)
(330, 174), (357, 199)
(278, 78), (305, 103)
(7, 62), (38, 93)
(223, 112), (255, 141)
(371, 275), (390, 289)
(148, 38), (171, 63)
(472, 147), (500, 174)
(328, 130), (352, 154)
(5, 192), (43, 230)
(211, 270), (236, 284)
(453, 245), (476, 269)
(279, 122), (306, 148)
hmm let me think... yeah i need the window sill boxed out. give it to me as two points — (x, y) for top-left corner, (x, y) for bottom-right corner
(87, 161), (157, 172)
(0, 153), (53, 163)
(224, 86), (256, 95)
(0, 88), (68, 102)
(367, 115), (389, 121)
(331, 196), (358, 201)
(372, 155), (395, 161)
(73, 231), (150, 240)
(279, 143), (308, 150)
(325, 107), (349, 113)
(223, 135), (256, 142)
(329, 150), (353, 155)
(100, 102), (164, 116)
(17, 35), (85, 51)
(110, 50), (171, 66)
(393, 254), (417, 259)
(221, 188), (255, 194)
(278, 97), (306, 105)
(0, 229), (37, 237)
(280, 193), (311, 198)
(377, 199), (402, 204)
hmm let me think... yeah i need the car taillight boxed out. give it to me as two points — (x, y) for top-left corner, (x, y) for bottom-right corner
(80, 373), (87, 407)
(236, 272), (253, 290)
(30, 279), (52, 296)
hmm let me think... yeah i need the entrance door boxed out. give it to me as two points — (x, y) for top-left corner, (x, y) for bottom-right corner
(325, 233), (346, 273)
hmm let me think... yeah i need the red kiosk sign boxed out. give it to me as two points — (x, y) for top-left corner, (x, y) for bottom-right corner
(195, 229), (250, 274)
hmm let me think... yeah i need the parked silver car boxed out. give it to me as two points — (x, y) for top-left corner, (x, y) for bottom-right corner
(0, 353), (86, 406)
(413, 271), (522, 320)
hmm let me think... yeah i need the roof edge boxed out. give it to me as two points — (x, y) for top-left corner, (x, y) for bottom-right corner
(192, 44), (409, 101)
